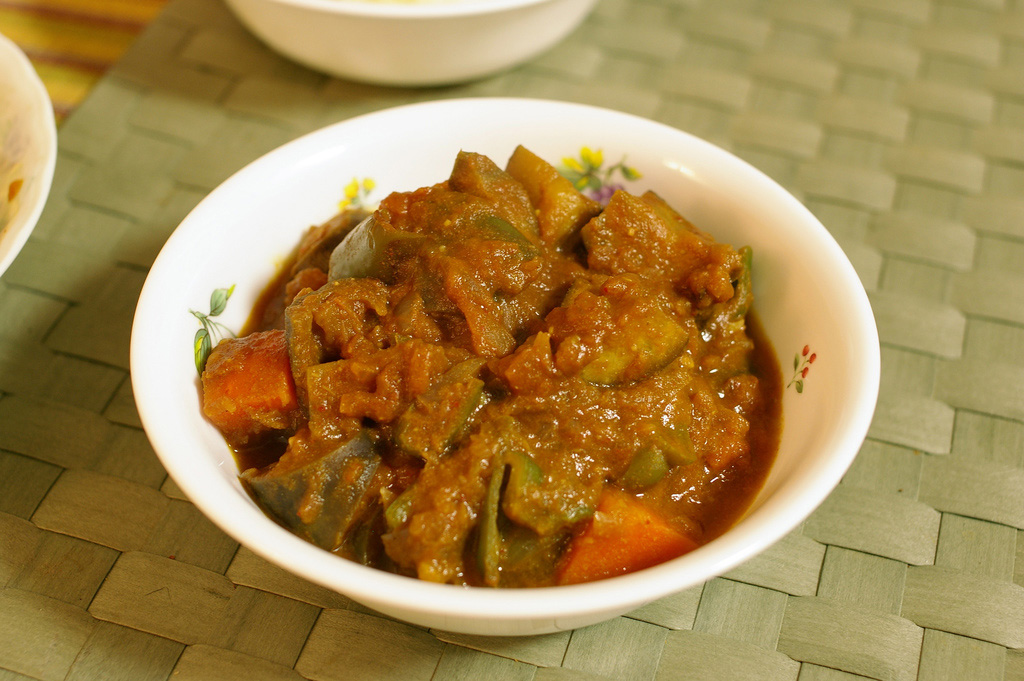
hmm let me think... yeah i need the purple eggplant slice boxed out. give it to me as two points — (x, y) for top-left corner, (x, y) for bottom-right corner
(241, 430), (380, 552)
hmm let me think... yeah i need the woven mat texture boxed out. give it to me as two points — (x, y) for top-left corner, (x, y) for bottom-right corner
(2, 0), (1024, 679)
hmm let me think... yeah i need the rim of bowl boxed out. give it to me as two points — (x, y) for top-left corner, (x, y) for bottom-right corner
(132, 97), (880, 626)
(0, 33), (57, 278)
(255, 0), (571, 20)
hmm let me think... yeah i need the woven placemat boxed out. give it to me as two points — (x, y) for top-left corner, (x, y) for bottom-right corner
(2, 0), (1023, 679)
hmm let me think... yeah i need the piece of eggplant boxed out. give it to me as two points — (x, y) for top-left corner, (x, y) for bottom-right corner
(505, 145), (602, 248)
(291, 207), (370, 276)
(448, 150), (539, 241)
(328, 214), (427, 283)
(241, 430), (380, 552)
(704, 245), (753, 336)
(475, 448), (594, 586)
(553, 277), (691, 386)
(500, 450), (595, 536)
(393, 358), (487, 460)
(476, 454), (506, 587)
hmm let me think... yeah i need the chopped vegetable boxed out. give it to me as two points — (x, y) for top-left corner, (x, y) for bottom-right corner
(201, 329), (301, 449)
(328, 214), (427, 283)
(705, 245), (753, 334)
(557, 488), (698, 585)
(293, 207), (369, 275)
(394, 358), (486, 459)
(242, 430), (380, 553)
(581, 190), (743, 307)
(284, 278), (390, 407)
(475, 447), (592, 587)
(505, 145), (601, 248)
(498, 525), (571, 588)
(501, 450), (594, 536)
(384, 486), (415, 531)
(477, 454), (506, 586)
(618, 447), (669, 490)
(548, 274), (691, 385)
(449, 149), (539, 240)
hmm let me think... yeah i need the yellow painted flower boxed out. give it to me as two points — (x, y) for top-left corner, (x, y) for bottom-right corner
(339, 177), (376, 210)
(580, 146), (603, 169)
(557, 147), (642, 203)
(561, 156), (584, 173)
(344, 179), (360, 199)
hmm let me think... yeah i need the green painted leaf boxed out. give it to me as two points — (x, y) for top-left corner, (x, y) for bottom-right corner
(194, 327), (211, 375)
(793, 354), (800, 370)
(795, 380), (804, 394)
(622, 165), (641, 180)
(209, 285), (235, 317)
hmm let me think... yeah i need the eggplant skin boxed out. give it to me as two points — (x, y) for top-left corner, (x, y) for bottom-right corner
(241, 431), (380, 552)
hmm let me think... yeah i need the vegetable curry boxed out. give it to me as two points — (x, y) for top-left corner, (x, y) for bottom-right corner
(200, 146), (782, 587)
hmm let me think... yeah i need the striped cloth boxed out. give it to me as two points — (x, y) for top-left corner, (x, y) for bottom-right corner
(0, 0), (167, 124)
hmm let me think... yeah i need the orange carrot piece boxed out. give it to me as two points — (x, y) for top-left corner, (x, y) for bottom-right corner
(201, 329), (300, 448)
(557, 488), (697, 585)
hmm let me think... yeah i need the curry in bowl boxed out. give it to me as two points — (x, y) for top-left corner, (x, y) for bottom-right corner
(199, 146), (782, 588)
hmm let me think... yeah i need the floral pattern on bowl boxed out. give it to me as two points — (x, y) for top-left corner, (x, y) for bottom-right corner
(559, 147), (641, 203)
(788, 345), (817, 393)
(191, 286), (237, 374)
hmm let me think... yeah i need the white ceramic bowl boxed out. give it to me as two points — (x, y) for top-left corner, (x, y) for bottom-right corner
(222, 0), (598, 86)
(132, 98), (879, 636)
(0, 34), (57, 278)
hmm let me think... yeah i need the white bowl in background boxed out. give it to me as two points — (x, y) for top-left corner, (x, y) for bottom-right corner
(222, 0), (599, 86)
(131, 98), (879, 636)
(0, 33), (57, 278)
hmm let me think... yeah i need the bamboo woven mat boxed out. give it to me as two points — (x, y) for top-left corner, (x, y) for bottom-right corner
(2, 0), (1024, 679)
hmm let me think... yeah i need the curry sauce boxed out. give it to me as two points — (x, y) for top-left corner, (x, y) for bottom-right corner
(201, 146), (782, 587)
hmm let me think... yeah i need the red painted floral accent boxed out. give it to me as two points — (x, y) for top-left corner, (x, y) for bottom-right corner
(788, 347), (817, 393)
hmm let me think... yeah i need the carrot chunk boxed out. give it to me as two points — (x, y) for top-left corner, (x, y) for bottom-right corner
(556, 488), (697, 585)
(201, 329), (301, 449)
